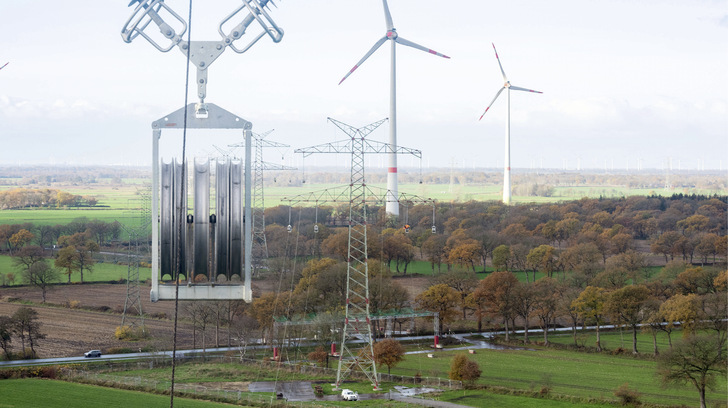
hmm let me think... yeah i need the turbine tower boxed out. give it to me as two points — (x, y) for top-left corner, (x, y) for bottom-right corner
(338, 0), (449, 217)
(479, 43), (542, 205)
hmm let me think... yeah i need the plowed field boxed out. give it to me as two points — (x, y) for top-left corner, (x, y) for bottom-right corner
(0, 283), (197, 358)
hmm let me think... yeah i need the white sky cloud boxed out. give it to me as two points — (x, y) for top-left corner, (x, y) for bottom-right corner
(0, 0), (726, 170)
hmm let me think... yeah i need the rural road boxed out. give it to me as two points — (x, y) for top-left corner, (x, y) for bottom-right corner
(1, 324), (628, 368)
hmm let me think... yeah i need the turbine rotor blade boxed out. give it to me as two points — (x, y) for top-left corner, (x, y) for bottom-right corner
(395, 36), (450, 59)
(492, 43), (508, 82)
(338, 36), (388, 85)
(382, 0), (394, 31)
(510, 85), (543, 94)
(479, 87), (505, 120)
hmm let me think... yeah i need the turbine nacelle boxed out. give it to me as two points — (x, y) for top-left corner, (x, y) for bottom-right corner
(479, 44), (542, 120)
(337, 2), (449, 85)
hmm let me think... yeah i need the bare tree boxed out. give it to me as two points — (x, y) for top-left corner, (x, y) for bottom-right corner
(23, 261), (59, 303)
(0, 315), (13, 359)
(12, 307), (44, 358)
(657, 335), (726, 408)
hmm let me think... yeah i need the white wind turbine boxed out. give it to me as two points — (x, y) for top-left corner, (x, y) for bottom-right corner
(479, 43), (542, 205)
(339, 0), (449, 217)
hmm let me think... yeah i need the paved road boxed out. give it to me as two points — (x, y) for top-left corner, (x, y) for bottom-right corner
(5, 324), (634, 368)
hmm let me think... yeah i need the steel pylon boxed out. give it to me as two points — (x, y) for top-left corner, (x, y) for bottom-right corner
(295, 117), (411, 389)
(230, 130), (293, 275)
(337, 118), (379, 389)
(121, 187), (151, 330)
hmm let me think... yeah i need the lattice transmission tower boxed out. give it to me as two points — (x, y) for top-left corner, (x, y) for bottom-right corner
(231, 130), (294, 275)
(293, 117), (424, 390)
(121, 186), (152, 330)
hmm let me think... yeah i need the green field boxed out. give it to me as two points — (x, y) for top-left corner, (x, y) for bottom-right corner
(0, 378), (244, 408)
(3, 178), (725, 230)
(103, 334), (728, 408)
(390, 346), (726, 407)
(0, 254), (151, 285)
(435, 390), (616, 408)
(112, 361), (321, 384)
(546, 326), (676, 352)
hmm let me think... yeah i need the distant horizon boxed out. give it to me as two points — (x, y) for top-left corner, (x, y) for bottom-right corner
(0, 163), (725, 175)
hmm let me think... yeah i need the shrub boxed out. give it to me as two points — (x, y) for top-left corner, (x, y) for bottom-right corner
(68, 300), (81, 309)
(307, 347), (328, 367)
(438, 336), (462, 346)
(614, 382), (641, 406)
(449, 354), (482, 388)
(39, 366), (58, 379)
(115, 325), (132, 340)
(115, 325), (149, 341)
(0, 365), (59, 379)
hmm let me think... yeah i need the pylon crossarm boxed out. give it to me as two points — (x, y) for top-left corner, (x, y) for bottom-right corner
(295, 139), (420, 158)
(282, 185), (436, 208)
(360, 139), (422, 158)
(282, 185), (351, 205)
(259, 161), (296, 171)
(327, 117), (387, 138)
(295, 139), (360, 156)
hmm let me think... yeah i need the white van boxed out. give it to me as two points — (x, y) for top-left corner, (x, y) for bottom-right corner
(341, 389), (359, 401)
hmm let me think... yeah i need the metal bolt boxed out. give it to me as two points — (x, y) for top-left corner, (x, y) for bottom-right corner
(199, 61), (205, 67)
(199, 79), (205, 84)
(216, 44), (222, 50)
(182, 44), (188, 50)
(233, 31), (240, 38)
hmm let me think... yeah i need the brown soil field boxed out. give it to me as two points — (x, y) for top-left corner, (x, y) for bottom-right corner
(0, 275), (431, 359)
(1, 283), (201, 359)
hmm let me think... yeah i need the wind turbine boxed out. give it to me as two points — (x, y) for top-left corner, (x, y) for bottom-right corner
(339, 0), (449, 217)
(479, 43), (541, 205)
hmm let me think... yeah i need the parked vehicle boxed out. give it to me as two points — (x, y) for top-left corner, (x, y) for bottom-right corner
(84, 350), (102, 358)
(341, 389), (358, 401)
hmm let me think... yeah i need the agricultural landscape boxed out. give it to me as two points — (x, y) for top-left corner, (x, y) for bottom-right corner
(0, 166), (726, 408)
(1, 0), (726, 407)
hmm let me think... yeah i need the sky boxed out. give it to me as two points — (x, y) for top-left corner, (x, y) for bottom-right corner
(0, 0), (726, 171)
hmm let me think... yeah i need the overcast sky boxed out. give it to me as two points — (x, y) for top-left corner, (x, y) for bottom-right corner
(0, 0), (726, 171)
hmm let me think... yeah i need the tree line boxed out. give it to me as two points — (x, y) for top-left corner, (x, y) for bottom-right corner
(0, 218), (122, 288)
(0, 188), (97, 209)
